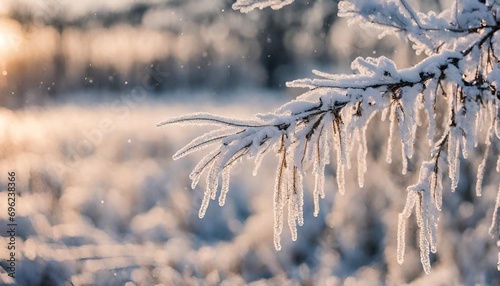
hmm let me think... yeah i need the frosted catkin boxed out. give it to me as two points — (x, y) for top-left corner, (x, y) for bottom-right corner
(293, 136), (307, 170)
(339, 122), (348, 166)
(489, 185), (500, 239)
(415, 192), (423, 228)
(423, 189), (438, 254)
(191, 173), (202, 190)
(321, 116), (332, 168)
(313, 170), (323, 217)
(295, 168), (305, 226)
(206, 160), (220, 200)
(406, 88), (419, 158)
(421, 193), (430, 238)
(189, 149), (221, 189)
(397, 213), (406, 264)
(395, 104), (413, 175)
(474, 108), (481, 147)
(396, 107), (407, 157)
(313, 133), (326, 217)
(435, 173), (443, 211)
(429, 207), (438, 253)
(402, 190), (417, 218)
(423, 81), (437, 145)
(337, 164), (346, 195)
(476, 143), (490, 197)
(199, 190), (211, 219)
(460, 104), (478, 159)
(252, 147), (267, 176)
(306, 125), (321, 162)
(219, 167), (231, 206)
(386, 105), (395, 164)
(448, 130), (460, 192)
(332, 120), (346, 195)
(419, 229), (432, 274)
(430, 171), (443, 211)
(200, 160), (218, 219)
(415, 94), (423, 128)
(288, 177), (298, 242)
(402, 149), (408, 175)
(273, 138), (287, 250)
(357, 128), (368, 188)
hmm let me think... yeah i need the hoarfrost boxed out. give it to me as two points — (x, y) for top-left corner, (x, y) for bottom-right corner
(160, 0), (500, 274)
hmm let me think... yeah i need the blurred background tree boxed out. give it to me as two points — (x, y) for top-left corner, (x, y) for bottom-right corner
(0, 0), (444, 107)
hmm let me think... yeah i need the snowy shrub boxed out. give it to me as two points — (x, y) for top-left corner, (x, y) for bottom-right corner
(159, 0), (500, 273)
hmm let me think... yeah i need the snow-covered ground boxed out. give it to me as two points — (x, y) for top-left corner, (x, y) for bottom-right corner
(0, 93), (498, 285)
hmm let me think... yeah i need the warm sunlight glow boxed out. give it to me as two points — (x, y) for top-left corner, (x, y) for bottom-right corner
(0, 18), (23, 59)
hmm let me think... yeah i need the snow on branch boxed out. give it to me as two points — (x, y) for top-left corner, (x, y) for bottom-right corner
(160, 0), (500, 274)
(339, 0), (500, 55)
(232, 0), (294, 13)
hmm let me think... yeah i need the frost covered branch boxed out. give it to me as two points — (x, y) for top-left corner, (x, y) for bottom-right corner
(159, 0), (500, 274)
(232, 0), (294, 13)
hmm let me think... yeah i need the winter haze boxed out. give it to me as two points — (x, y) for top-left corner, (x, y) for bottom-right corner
(0, 0), (499, 285)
